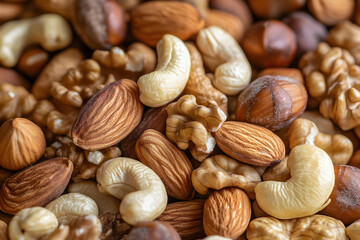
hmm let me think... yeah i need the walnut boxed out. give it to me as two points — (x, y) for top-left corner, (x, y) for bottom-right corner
(299, 42), (360, 131)
(262, 156), (290, 182)
(45, 136), (121, 182)
(99, 212), (131, 240)
(166, 94), (226, 161)
(0, 83), (37, 122)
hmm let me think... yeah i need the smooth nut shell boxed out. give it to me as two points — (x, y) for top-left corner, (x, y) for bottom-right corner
(17, 48), (49, 78)
(257, 68), (304, 85)
(0, 67), (30, 89)
(105, 0), (127, 46)
(248, 0), (305, 18)
(128, 221), (181, 240)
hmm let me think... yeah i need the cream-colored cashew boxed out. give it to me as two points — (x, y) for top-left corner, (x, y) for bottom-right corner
(196, 26), (251, 95)
(45, 193), (99, 225)
(0, 14), (72, 67)
(68, 180), (120, 214)
(202, 236), (232, 240)
(137, 34), (190, 107)
(96, 157), (167, 225)
(255, 144), (335, 219)
(346, 220), (360, 240)
(8, 207), (58, 240)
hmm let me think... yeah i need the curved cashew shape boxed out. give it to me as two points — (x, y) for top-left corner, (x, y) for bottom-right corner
(346, 220), (360, 240)
(0, 14), (72, 67)
(192, 155), (261, 195)
(96, 157), (167, 225)
(137, 34), (190, 107)
(8, 207), (58, 240)
(196, 26), (251, 95)
(255, 144), (335, 219)
(45, 193), (99, 225)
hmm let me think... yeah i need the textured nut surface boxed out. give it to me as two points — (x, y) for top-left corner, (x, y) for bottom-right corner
(96, 157), (167, 225)
(214, 121), (285, 166)
(203, 187), (251, 239)
(127, 221), (181, 240)
(0, 118), (45, 170)
(0, 220), (7, 240)
(99, 212), (131, 240)
(72, 79), (143, 150)
(255, 144), (335, 219)
(0, 157), (73, 215)
(263, 156), (290, 182)
(346, 220), (360, 240)
(135, 129), (194, 200)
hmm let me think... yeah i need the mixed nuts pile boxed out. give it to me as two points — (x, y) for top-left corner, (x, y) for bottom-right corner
(1, 0), (360, 239)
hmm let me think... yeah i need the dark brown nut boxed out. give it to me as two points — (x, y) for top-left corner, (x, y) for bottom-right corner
(257, 68), (304, 85)
(105, 0), (127, 45)
(0, 2), (24, 22)
(0, 168), (12, 187)
(17, 47), (49, 78)
(308, 0), (354, 26)
(235, 75), (308, 131)
(99, 212), (131, 240)
(0, 67), (30, 89)
(283, 11), (327, 58)
(241, 20), (297, 68)
(248, 0), (305, 18)
(127, 221), (181, 240)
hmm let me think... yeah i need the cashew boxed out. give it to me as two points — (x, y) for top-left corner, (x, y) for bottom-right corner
(45, 193), (99, 225)
(196, 26), (251, 95)
(255, 144), (335, 219)
(202, 236), (232, 240)
(346, 220), (360, 240)
(96, 157), (167, 225)
(0, 14), (72, 68)
(68, 181), (120, 214)
(8, 207), (58, 240)
(137, 34), (191, 107)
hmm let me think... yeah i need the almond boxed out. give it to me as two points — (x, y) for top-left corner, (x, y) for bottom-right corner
(135, 129), (194, 200)
(72, 79), (143, 150)
(131, 1), (204, 46)
(214, 121), (285, 166)
(157, 199), (206, 240)
(203, 187), (251, 238)
(0, 157), (73, 215)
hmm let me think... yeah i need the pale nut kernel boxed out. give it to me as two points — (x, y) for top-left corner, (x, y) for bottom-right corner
(96, 157), (167, 225)
(255, 144), (335, 219)
(192, 155), (261, 195)
(137, 34), (190, 107)
(45, 193), (99, 225)
(196, 26), (251, 95)
(346, 220), (360, 240)
(201, 236), (232, 240)
(8, 207), (58, 240)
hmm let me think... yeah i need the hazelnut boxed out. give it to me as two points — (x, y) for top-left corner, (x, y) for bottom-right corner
(235, 75), (308, 131)
(257, 68), (304, 85)
(241, 20), (297, 68)
(127, 221), (181, 240)
(321, 165), (360, 225)
(248, 0), (306, 19)
(17, 47), (49, 78)
(283, 12), (327, 58)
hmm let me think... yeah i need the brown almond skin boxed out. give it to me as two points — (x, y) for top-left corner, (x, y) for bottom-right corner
(72, 79), (143, 150)
(214, 121), (285, 166)
(203, 187), (251, 238)
(0, 157), (73, 215)
(136, 129), (194, 200)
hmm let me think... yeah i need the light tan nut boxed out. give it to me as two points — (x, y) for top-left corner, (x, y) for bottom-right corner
(252, 201), (269, 218)
(166, 94), (226, 161)
(0, 118), (45, 170)
(262, 156), (290, 182)
(346, 220), (360, 240)
(96, 157), (167, 225)
(99, 212), (131, 240)
(0, 220), (7, 240)
(0, 83), (36, 122)
(246, 215), (347, 240)
(201, 236), (232, 240)
(196, 26), (251, 95)
(184, 43), (228, 115)
(192, 155), (261, 195)
(137, 34), (190, 107)
(255, 144), (335, 219)
(127, 221), (181, 240)
(0, 14), (72, 67)
(289, 118), (353, 165)
(45, 193), (99, 225)
(68, 181), (120, 214)
(8, 207), (58, 240)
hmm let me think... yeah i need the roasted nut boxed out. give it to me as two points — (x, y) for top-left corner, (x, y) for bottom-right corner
(0, 14), (72, 67)
(192, 155), (261, 195)
(0, 158), (73, 215)
(137, 34), (190, 107)
(214, 121), (285, 166)
(8, 207), (58, 240)
(0, 220), (7, 240)
(96, 157), (167, 225)
(246, 215), (347, 240)
(255, 144), (335, 219)
(0, 168), (12, 187)
(248, 0), (305, 18)
(0, 67), (30, 89)
(17, 47), (49, 78)
(127, 221), (181, 240)
(131, 1), (204, 46)
(256, 68), (304, 85)
(346, 220), (360, 240)
(0, 2), (24, 22)
(242, 20), (297, 68)
(0, 118), (45, 170)
(289, 118), (353, 165)
(262, 156), (290, 181)
(252, 201), (269, 218)
(196, 26), (251, 95)
(166, 94), (226, 161)
(99, 212), (131, 240)
(235, 75), (308, 131)
(203, 187), (251, 239)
